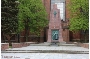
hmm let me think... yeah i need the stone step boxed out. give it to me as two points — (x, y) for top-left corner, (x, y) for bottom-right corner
(58, 44), (77, 46)
(30, 43), (50, 46)
(5, 49), (89, 51)
(2, 50), (89, 54)
(30, 42), (77, 46)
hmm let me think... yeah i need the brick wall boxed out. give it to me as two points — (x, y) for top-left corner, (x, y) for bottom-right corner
(62, 29), (69, 42)
(12, 43), (26, 48)
(43, 0), (50, 20)
(77, 43), (89, 49)
(1, 43), (9, 51)
(73, 32), (80, 40)
(66, 0), (70, 19)
(12, 42), (36, 48)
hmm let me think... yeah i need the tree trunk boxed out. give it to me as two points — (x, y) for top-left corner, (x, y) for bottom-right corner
(84, 30), (87, 43)
(25, 19), (29, 42)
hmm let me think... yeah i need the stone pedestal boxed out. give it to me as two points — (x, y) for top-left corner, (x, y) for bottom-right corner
(47, 4), (63, 43)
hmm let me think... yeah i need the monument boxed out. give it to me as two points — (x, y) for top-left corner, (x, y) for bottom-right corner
(47, 4), (63, 43)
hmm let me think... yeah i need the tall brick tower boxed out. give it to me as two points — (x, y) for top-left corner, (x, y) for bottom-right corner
(47, 4), (63, 43)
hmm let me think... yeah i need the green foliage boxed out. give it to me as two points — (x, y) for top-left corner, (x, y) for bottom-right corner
(68, 0), (89, 32)
(17, 0), (48, 35)
(1, 0), (18, 34)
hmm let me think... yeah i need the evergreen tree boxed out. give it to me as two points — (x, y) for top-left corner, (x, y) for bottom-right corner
(1, 0), (18, 34)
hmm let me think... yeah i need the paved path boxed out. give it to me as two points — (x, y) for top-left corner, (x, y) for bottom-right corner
(1, 53), (89, 59)
(1, 43), (89, 59)
(5, 46), (89, 51)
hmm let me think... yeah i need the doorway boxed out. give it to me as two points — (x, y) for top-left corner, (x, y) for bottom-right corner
(51, 29), (59, 40)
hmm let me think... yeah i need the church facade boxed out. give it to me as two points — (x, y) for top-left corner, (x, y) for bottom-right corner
(43, 0), (70, 42)
(19, 0), (82, 43)
(1, 0), (89, 46)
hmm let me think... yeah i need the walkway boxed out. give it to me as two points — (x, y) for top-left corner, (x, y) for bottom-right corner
(1, 43), (89, 59)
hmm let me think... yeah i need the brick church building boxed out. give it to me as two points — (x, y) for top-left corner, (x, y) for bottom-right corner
(20, 0), (86, 43)
(2, 0), (88, 44)
(42, 0), (72, 42)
